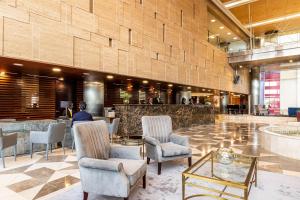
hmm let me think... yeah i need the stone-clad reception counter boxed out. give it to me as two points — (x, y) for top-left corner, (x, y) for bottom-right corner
(114, 104), (214, 136)
(0, 119), (73, 156)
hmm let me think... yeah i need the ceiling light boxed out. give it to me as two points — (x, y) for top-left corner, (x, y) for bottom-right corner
(168, 84), (173, 87)
(289, 59), (293, 63)
(58, 77), (64, 81)
(219, 26), (224, 29)
(210, 19), (216, 23)
(106, 75), (114, 79)
(142, 80), (148, 84)
(126, 78), (132, 81)
(83, 72), (90, 76)
(227, 32), (232, 35)
(209, 35), (215, 39)
(0, 71), (5, 76)
(202, 89), (206, 91)
(13, 63), (23, 67)
(187, 86), (191, 90)
(245, 12), (300, 28)
(233, 37), (238, 40)
(224, 0), (258, 9)
(52, 68), (61, 72)
(239, 65), (243, 68)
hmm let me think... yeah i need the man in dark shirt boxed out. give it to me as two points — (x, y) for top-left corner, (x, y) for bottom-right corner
(71, 101), (93, 127)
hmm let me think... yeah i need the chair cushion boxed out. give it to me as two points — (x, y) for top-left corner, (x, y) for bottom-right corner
(109, 158), (147, 186)
(161, 142), (191, 157)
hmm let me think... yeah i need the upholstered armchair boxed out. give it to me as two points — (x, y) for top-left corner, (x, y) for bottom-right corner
(141, 115), (192, 175)
(0, 128), (17, 168)
(107, 118), (120, 143)
(30, 122), (66, 160)
(73, 120), (147, 200)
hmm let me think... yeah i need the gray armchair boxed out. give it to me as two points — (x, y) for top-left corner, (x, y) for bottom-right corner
(0, 128), (17, 168)
(142, 115), (192, 175)
(107, 118), (120, 143)
(30, 122), (66, 160)
(73, 120), (147, 200)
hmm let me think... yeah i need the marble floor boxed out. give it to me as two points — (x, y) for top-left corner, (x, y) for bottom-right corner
(1, 121), (300, 200)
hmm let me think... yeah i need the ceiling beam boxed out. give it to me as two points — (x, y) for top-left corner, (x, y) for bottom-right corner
(224, 0), (259, 9)
(209, 0), (252, 41)
(245, 12), (300, 28)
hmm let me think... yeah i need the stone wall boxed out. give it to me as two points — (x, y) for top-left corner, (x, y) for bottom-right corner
(0, 0), (249, 94)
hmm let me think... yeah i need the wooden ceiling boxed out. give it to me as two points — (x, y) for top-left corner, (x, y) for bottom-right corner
(221, 0), (300, 36)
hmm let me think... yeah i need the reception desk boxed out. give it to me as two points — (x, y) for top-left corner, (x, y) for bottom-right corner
(114, 104), (214, 136)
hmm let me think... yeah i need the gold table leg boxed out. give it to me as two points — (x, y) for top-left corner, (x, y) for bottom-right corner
(182, 174), (185, 200)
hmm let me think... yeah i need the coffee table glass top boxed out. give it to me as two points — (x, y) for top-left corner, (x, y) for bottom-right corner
(184, 151), (256, 185)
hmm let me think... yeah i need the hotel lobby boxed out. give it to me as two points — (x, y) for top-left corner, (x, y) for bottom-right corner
(1, 0), (300, 200)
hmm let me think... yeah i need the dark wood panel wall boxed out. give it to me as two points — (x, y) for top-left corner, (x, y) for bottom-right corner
(0, 73), (56, 120)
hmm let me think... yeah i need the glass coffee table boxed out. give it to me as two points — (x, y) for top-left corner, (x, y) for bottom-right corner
(182, 150), (258, 200)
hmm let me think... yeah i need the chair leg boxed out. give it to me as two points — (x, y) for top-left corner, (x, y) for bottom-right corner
(50, 144), (52, 153)
(158, 162), (162, 175)
(62, 141), (65, 155)
(1, 150), (5, 168)
(14, 145), (17, 161)
(46, 144), (49, 160)
(30, 143), (33, 159)
(72, 139), (75, 152)
(83, 192), (88, 200)
(143, 174), (146, 189)
(147, 157), (150, 164)
(188, 157), (192, 167)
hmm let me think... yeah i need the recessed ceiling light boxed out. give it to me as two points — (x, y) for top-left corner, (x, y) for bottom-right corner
(239, 65), (243, 68)
(126, 78), (132, 81)
(106, 75), (114, 79)
(289, 59), (293, 63)
(227, 32), (231, 35)
(168, 84), (173, 87)
(219, 26), (224, 29)
(233, 37), (238, 40)
(202, 88), (206, 91)
(13, 63), (23, 67)
(58, 77), (64, 81)
(210, 19), (216, 23)
(0, 71), (5, 76)
(52, 68), (61, 72)
(187, 86), (191, 90)
(83, 72), (90, 76)
(142, 80), (148, 84)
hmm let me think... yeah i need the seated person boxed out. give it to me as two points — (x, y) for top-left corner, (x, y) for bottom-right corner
(71, 101), (93, 127)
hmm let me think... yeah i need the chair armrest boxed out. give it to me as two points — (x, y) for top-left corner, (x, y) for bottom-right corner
(79, 157), (123, 172)
(170, 134), (189, 147)
(144, 136), (160, 146)
(110, 145), (141, 160)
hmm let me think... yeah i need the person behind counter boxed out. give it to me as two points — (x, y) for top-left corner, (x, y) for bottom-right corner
(63, 102), (74, 119)
(71, 101), (93, 127)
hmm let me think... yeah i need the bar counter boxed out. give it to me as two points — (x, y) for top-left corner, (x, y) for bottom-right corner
(0, 119), (73, 156)
(114, 104), (215, 136)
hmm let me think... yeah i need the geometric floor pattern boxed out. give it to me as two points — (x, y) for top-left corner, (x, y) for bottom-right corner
(1, 121), (300, 199)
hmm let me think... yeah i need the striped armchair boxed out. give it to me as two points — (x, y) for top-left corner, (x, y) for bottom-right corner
(142, 115), (192, 175)
(74, 120), (147, 200)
